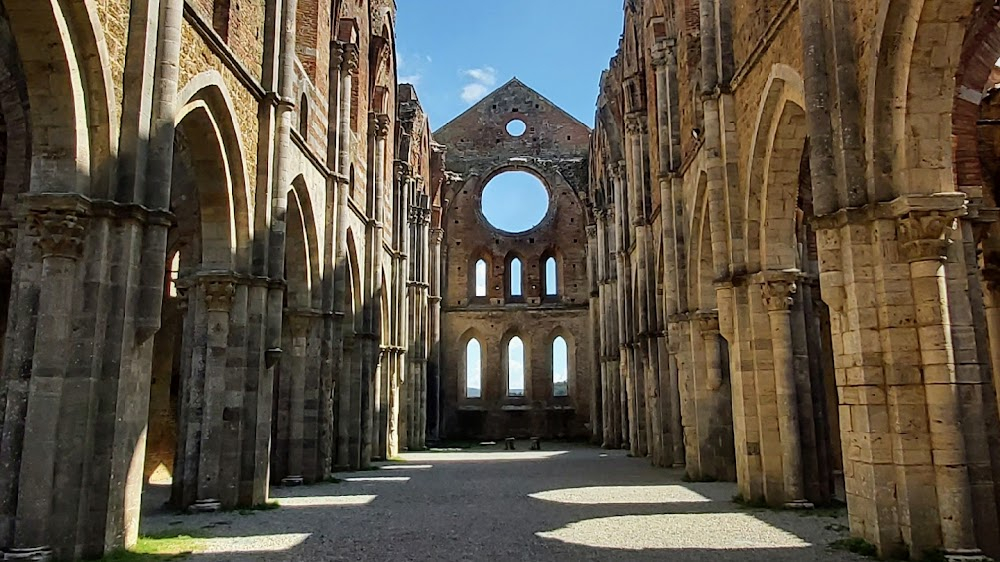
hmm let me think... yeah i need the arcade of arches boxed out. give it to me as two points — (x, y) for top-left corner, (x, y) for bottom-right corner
(1, 0), (1000, 560)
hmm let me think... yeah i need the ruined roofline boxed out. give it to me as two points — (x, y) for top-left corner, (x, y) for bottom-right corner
(432, 77), (593, 135)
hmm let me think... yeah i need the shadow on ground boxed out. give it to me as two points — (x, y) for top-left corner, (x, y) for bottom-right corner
(130, 443), (866, 562)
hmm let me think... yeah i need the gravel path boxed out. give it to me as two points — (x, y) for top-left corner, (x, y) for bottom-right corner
(141, 443), (868, 561)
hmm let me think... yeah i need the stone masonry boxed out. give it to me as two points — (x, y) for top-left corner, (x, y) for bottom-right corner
(590, 0), (1000, 560)
(0, 1), (438, 559)
(3, 1), (1000, 561)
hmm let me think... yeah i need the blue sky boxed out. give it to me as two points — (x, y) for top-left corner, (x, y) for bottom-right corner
(398, 2), (614, 386)
(395, 0), (624, 131)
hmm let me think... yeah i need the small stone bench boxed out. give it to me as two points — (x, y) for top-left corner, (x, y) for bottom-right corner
(530, 437), (541, 451)
(504, 437), (516, 450)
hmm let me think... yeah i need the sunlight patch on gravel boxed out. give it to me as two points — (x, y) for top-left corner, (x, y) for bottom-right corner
(200, 533), (311, 553)
(529, 485), (711, 504)
(276, 495), (377, 507)
(537, 514), (813, 550)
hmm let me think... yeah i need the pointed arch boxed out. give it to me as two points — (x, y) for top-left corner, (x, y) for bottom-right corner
(744, 65), (807, 274)
(505, 251), (525, 300)
(287, 176), (322, 309)
(541, 248), (560, 298)
(176, 72), (252, 271)
(867, 0), (978, 199)
(502, 331), (527, 398)
(2, 0), (116, 196)
(457, 328), (485, 400)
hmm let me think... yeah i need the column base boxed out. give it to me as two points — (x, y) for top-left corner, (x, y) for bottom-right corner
(281, 476), (304, 487)
(189, 499), (222, 513)
(783, 500), (815, 510)
(942, 549), (989, 562)
(672, 461), (686, 468)
(2, 547), (53, 561)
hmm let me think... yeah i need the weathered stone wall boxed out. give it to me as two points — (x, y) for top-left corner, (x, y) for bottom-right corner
(436, 79), (594, 441)
(594, 1), (1000, 559)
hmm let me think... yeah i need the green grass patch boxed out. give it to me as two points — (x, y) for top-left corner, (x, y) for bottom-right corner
(326, 476), (344, 484)
(830, 537), (878, 557)
(100, 532), (207, 561)
(235, 501), (279, 515)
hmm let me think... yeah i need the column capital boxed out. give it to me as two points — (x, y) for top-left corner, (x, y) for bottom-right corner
(896, 210), (961, 262)
(625, 112), (648, 135)
(586, 224), (598, 239)
(201, 277), (236, 312)
(694, 309), (720, 335)
(370, 112), (391, 139)
(758, 270), (799, 312)
(650, 38), (676, 69)
(29, 208), (88, 259)
(339, 42), (360, 74)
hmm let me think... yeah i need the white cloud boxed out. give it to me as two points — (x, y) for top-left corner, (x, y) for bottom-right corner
(400, 74), (422, 86)
(459, 66), (497, 104)
(463, 67), (497, 86)
(461, 83), (490, 104)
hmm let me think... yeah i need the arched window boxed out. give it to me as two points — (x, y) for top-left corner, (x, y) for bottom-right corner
(552, 336), (568, 397)
(299, 94), (309, 138)
(509, 258), (523, 297)
(474, 259), (487, 297)
(466, 339), (482, 398)
(545, 256), (557, 296)
(507, 336), (525, 397)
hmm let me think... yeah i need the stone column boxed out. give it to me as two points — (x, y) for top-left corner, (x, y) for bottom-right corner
(761, 271), (812, 508)
(428, 227), (444, 441)
(897, 206), (980, 556)
(334, 43), (358, 470)
(282, 312), (311, 485)
(4, 206), (87, 559)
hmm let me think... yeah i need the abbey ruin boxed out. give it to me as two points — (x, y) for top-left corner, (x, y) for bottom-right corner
(0, 0), (998, 560)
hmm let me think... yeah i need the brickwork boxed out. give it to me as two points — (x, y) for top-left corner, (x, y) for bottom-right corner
(435, 79), (594, 441)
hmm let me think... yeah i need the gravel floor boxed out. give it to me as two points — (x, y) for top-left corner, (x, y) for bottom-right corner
(141, 443), (868, 561)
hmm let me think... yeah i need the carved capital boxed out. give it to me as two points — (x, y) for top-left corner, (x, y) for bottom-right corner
(897, 210), (960, 262)
(430, 228), (444, 244)
(762, 278), (797, 312)
(29, 209), (87, 259)
(586, 225), (598, 239)
(202, 278), (236, 312)
(614, 160), (628, 181)
(625, 112), (648, 135)
(370, 112), (391, 139)
(694, 309), (720, 335)
(341, 43), (360, 74)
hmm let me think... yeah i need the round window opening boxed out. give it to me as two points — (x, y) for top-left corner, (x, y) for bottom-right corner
(481, 171), (549, 233)
(506, 119), (527, 137)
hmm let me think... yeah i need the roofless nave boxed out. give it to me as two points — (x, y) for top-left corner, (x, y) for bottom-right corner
(0, 0), (999, 560)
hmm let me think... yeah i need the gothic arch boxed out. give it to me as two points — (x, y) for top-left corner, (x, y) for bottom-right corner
(287, 177), (322, 309)
(866, 0), (978, 199)
(2, 0), (116, 196)
(175, 74), (252, 271)
(745, 65), (808, 273)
